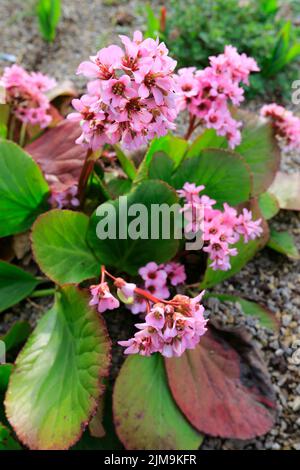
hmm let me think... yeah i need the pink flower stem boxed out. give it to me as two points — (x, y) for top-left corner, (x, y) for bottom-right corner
(103, 267), (180, 306)
(184, 114), (203, 140)
(184, 114), (196, 140)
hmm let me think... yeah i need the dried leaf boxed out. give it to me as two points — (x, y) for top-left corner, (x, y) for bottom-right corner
(269, 172), (300, 211)
(26, 120), (86, 192)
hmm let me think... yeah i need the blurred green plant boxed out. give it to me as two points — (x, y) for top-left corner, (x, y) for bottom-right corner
(144, 4), (161, 39)
(36, 0), (61, 42)
(162, 0), (300, 102)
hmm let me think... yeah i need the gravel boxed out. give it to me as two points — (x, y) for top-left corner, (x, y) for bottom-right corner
(0, 0), (300, 451)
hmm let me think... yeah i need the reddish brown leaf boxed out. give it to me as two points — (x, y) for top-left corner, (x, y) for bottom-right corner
(25, 120), (86, 192)
(165, 324), (276, 439)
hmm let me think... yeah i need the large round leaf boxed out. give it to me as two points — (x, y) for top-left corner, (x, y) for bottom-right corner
(165, 325), (276, 439)
(0, 140), (49, 237)
(235, 110), (281, 195)
(185, 111), (281, 196)
(31, 210), (100, 284)
(113, 354), (203, 450)
(0, 261), (39, 313)
(87, 180), (180, 275)
(149, 149), (252, 207)
(5, 285), (111, 450)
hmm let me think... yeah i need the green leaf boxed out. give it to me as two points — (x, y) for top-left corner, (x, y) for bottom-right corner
(73, 390), (123, 450)
(0, 365), (13, 393)
(264, 22), (293, 76)
(145, 3), (160, 39)
(186, 129), (226, 158)
(113, 354), (203, 450)
(36, 0), (61, 42)
(31, 210), (100, 285)
(260, 0), (278, 16)
(149, 149), (251, 207)
(5, 285), (111, 450)
(267, 229), (300, 260)
(0, 261), (39, 313)
(0, 422), (21, 450)
(205, 294), (278, 331)
(106, 178), (132, 198)
(258, 192), (280, 220)
(87, 180), (180, 275)
(135, 135), (188, 184)
(0, 140), (49, 237)
(1, 322), (31, 352)
(148, 152), (175, 185)
(188, 112), (281, 196)
(114, 145), (137, 181)
(235, 111), (281, 195)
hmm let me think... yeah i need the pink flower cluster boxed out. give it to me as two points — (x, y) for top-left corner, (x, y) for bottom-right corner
(119, 292), (207, 357)
(178, 183), (263, 271)
(174, 46), (259, 148)
(49, 185), (80, 209)
(0, 64), (56, 128)
(127, 261), (187, 314)
(89, 266), (207, 357)
(260, 103), (300, 152)
(68, 31), (177, 151)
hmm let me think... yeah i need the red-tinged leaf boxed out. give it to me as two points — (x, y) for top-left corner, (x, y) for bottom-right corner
(268, 171), (300, 211)
(165, 324), (277, 440)
(25, 120), (86, 192)
(5, 286), (111, 450)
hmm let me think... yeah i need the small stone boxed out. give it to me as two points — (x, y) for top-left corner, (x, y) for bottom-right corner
(272, 443), (281, 450)
(291, 397), (300, 412)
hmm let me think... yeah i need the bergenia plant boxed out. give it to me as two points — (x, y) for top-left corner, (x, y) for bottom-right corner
(0, 30), (299, 451)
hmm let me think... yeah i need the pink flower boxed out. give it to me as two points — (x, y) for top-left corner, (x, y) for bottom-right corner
(77, 45), (124, 79)
(127, 295), (148, 314)
(178, 182), (262, 271)
(145, 305), (165, 329)
(177, 182), (205, 205)
(174, 46), (258, 148)
(89, 282), (120, 313)
(164, 262), (187, 286)
(236, 208), (263, 242)
(69, 31), (178, 151)
(139, 261), (167, 285)
(49, 185), (80, 209)
(0, 64), (56, 128)
(119, 292), (208, 357)
(146, 282), (170, 300)
(101, 75), (135, 107)
(117, 282), (137, 304)
(260, 103), (300, 152)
